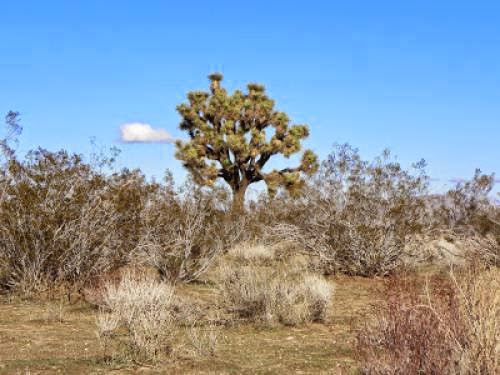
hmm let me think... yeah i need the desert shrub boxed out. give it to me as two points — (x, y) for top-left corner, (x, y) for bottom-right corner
(427, 171), (499, 255)
(267, 144), (429, 276)
(95, 268), (219, 362)
(218, 265), (275, 325)
(460, 235), (500, 267)
(469, 195), (500, 266)
(105, 168), (158, 258)
(418, 172), (499, 267)
(219, 264), (333, 326)
(97, 269), (176, 363)
(135, 178), (234, 282)
(0, 149), (112, 294)
(455, 268), (500, 374)
(301, 273), (334, 322)
(436, 169), (495, 232)
(0, 145), (234, 294)
(0, 112), (230, 294)
(0, 146), (158, 295)
(355, 267), (499, 374)
(0, 113), (171, 295)
(263, 146), (499, 274)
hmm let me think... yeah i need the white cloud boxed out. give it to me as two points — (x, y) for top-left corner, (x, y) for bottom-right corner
(120, 123), (174, 143)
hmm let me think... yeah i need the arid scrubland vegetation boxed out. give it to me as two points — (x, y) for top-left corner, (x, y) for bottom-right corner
(0, 76), (499, 374)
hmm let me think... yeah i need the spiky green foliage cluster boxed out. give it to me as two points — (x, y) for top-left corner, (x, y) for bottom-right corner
(175, 73), (318, 203)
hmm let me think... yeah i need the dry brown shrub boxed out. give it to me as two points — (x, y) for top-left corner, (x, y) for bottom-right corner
(265, 144), (429, 277)
(355, 267), (499, 374)
(94, 267), (220, 363)
(82, 265), (160, 307)
(0, 148), (231, 296)
(0, 148), (149, 296)
(450, 267), (499, 374)
(435, 169), (495, 232)
(218, 264), (333, 327)
(301, 273), (334, 322)
(97, 269), (176, 363)
(134, 180), (239, 282)
(460, 235), (499, 267)
(264, 145), (499, 275)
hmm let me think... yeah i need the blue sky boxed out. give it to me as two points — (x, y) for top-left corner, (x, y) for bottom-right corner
(1, 1), (499, 193)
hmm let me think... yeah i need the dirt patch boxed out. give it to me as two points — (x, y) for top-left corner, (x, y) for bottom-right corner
(0, 276), (380, 374)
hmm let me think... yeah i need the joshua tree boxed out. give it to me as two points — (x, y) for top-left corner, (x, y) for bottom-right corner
(175, 73), (318, 210)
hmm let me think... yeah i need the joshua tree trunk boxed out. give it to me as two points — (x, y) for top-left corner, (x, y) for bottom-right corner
(231, 182), (248, 213)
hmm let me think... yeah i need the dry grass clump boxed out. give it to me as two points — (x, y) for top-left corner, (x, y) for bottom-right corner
(40, 300), (67, 323)
(355, 267), (499, 374)
(302, 274), (334, 322)
(95, 310), (120, 360)
(219, 265), (333, 327)
(186, 323), (219, 357)
(96, 269), (176, 363)
(454, 267), (499, 374)
(225, 242), (275, 264)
